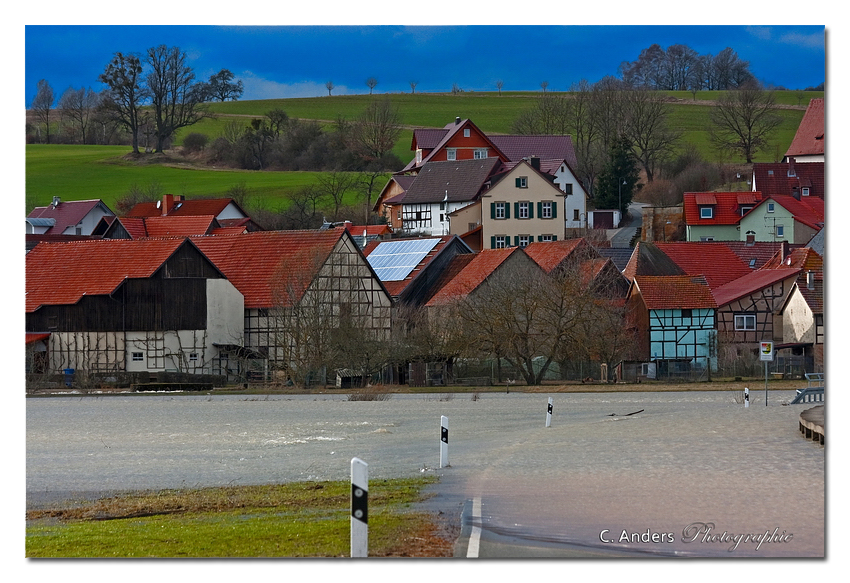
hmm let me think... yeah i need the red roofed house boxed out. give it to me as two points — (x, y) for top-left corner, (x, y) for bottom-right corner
(25, 238), (244, 383)
(626, 275), (717, 377)
(27, 197), (115, 236)
(524, 238), (630, 299)
(784, 98), (824, 163)
(95, 215), (240, 240)
(193, 230), (392, 385)
(126, 194), (263, 232)
(739, 195), (824, 245)
(683, 191), (765, 241)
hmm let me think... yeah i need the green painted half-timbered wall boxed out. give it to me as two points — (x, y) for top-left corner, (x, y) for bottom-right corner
(649, 308), (717, 371)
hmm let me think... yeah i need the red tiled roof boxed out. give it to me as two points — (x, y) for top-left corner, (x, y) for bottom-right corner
(523, 239), (595, 274)
(752, 161), (824, 198)
(785, 98), (824, 158)
(756, 195), (825, 231)
(762, 246), (822, 272)
(143, 216), (217, 237)
(655, 242), (752, 288)
(192, 230), (343, 308)
(26, 333), (50, 344)
(683, 192), (764, 226)
(721, 241), (791, 270)
(633, 275), (716, 310)
(344, 225), (393, 237)
(711, 267), (800, 307)
(126, 197), (243, 219)
(26, 238), (188, 312)
(426, 247), (519, 305)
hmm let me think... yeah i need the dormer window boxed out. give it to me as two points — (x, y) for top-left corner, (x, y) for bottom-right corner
(740, 205), (753, 216)
(700, 207), (713, 219)
(802, 187), (810, 196)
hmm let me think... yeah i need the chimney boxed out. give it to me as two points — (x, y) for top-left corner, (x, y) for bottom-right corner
(787, 157), (796, 177)
(792, 186), (801, 200)
(746, 232), (755, 246)
(455, 117), (461, 125)
(530, 156), (540, 171)
(781, 240), (789, 261)
(52, 196), (60, 208)
(162, 194), (174, 216)
(807, 271), (815, 290)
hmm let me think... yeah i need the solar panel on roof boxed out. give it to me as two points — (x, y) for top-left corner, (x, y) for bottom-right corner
(368, 238), (440, 281)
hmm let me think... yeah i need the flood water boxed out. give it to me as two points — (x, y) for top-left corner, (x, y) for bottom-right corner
(26, 390), (824, 557)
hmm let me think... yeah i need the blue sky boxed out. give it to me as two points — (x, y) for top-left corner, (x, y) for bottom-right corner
(24, 22), (825, 105)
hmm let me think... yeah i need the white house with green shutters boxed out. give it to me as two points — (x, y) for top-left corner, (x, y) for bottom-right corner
(450, 160), (568, 249)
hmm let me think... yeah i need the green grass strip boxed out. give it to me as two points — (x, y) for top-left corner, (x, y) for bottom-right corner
(26, 476), (447, 558)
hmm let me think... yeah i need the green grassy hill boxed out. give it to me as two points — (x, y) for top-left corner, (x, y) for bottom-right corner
(26, 90), (822, 211)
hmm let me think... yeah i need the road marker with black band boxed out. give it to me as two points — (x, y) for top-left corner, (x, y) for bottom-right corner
(350, 457), (368, 557)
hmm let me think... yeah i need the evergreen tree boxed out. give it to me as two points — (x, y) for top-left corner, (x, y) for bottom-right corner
(594, 136), (641, 217)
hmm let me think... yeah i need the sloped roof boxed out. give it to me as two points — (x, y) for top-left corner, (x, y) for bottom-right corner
(711, 267), (800, 307)
(523, 238), (598, 274)
(750, 195), (825, 231)
(633, 275), (716, 310)
(785, 98), (824, 159)
(126, 197), (246, 219)
(192, 230), (344, 309)
(596, 247), (634, 272)
(623, 242), (686, 282)
(655, 242), (751, 288)
(806, 228), (825, 257)
(363, 235), (468, 298)
(721, 241), (791, 270)
(752, 161), (824, 198)
(683, 192), (764, 226)
(426, 247), (520, 306)
(26, 238), (189, 312)
(488, 135), (579, 169)
(761, 246), (823, 272)
(400, 157), (503, 205)
(27, 199), (114, 235)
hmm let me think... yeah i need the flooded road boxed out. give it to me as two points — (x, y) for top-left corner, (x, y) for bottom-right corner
(26, 390), (824, 557)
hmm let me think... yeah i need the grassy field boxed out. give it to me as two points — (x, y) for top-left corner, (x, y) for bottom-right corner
(25, 476), (451, 558)
(26, 90), (822, 209)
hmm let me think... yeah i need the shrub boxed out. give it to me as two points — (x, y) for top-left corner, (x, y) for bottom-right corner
(182, 132), (209, 153)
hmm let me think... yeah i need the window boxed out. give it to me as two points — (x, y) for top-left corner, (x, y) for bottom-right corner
(415, 149), (423, 164)
(699, 236), (715, 242)
(681, 309), (692, 318)
(519, 235), (530, 248)
(734, 315), (756, 331)
(132, 352), (144, 362)
(446, 148), (456, 161)
(189, 353), (199, 361)
(740, 206), (753, 216)
(495, 202), (506, 219)
(474, 148), (488, 159)
(541, 234), (553, 242)
(515, 176), (528, 188)
(494, 235), (507, 249)
(802, 187), (810, 196)
(518, 202), (530, 219)
(564, 183), (573, 195)
(573, 209), (580, 221)
(776, 225), (784, 238)
(463, 129), (470, 138)
(767, 203), (775, 213)
(541, 201), (553, 219)
(749, 258), (757, 268)
(700, 207), (713, 219)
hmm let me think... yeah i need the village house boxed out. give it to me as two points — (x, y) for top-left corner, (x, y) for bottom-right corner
(94, 215), (247, 240)
(752, 159), (824, 200)
(738, 195), (824, 245)
(126, 194), (263, 232)
(26, 197), (115, 236)
(192, 229), (393, 383)
(449, 159), (567, 249)
(25, 237), (244, 380)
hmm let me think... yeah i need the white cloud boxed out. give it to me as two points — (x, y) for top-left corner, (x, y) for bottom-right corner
(777, 31), (824, 50)
(240, 71), (350, 100)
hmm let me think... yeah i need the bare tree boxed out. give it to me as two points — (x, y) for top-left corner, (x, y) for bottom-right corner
(540, 81), (549, 92)
(326, 80), (334, 96)
(346, 98), (402, 164)
(365, 77), (378, 94)
(206, 69), (244, 101)
(409, 80), (417, 94)
(709, 81), (782, 163)
(495, 80), (504, 95)
(31, 79), (55, 144)
(58, 86), (100, 144)
(620, 89), (681, 182)
(99, 52), (146, 153)
(145, 45), (211, 153)
(316, 171), (358, 219)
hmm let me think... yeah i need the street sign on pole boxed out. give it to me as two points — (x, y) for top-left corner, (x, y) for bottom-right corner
(760, 341), (774, 361)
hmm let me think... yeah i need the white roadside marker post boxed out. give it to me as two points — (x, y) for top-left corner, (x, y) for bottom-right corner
(546, 397), (553, 427)
(440, 415), (449, 468)
(744, 387), (749, 408)
(350, 457), (368, 557)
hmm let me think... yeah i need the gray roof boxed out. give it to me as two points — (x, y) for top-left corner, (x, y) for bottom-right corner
(401, 158), (502, 205)
(805, 228), (825, 257)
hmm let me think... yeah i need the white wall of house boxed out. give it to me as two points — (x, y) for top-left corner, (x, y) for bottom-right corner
(551, 162), (588, 230)
(218, 202), (248, 221)
(401, 201), (473, 236)
(782, 286), (816, 344)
